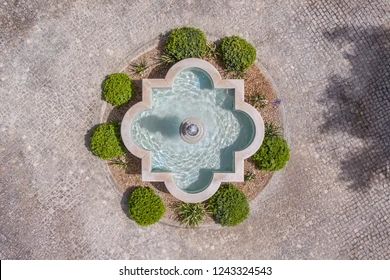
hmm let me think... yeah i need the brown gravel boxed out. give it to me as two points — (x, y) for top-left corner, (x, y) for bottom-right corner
(104, 47), (282, 225)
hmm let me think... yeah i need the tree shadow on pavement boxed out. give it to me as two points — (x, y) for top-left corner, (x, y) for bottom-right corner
(320, 26), (390, 191)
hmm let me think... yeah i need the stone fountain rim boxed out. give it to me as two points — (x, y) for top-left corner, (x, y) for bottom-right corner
(121, 58), (265, 203)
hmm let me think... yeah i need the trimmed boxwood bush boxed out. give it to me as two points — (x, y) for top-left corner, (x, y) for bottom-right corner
(164, 27), (208, 61)
(252, 135), (290, 171)
(208, 184), (249, 226)
(218, 36), (256, 72)
(102, 73), (133, 106)
(176, 202), (207, 227)
(128, 187), (165, 226)
(90, 123), (125, 160)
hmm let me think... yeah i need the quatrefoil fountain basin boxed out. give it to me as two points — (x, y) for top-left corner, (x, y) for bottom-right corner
(121, 58), (264, 202)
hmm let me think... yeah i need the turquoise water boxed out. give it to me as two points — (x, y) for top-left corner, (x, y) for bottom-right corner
(131, 68), (255, 193)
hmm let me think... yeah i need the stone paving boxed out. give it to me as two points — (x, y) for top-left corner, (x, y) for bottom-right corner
(0, 0), (389, 259)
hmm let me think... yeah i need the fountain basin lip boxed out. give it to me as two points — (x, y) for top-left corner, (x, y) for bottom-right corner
(121, 58), (265, 203)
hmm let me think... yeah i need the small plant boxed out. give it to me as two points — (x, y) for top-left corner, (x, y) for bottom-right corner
(131, 59), (148, 77)
(244, 171), (256, 182)
(159, 53), (176, 65)
(128, 187), (165, 226)
(232, 71), (246, 79)
(264, 123), (281, 138)
(206, 41), (217, 58)
(108, 156), (128, 169)
(271, 98), (282, 108)
(90, 123), (126, 160)
(102, 73), (133, 106)
(252, 135), (290, 171)
(176, 202), (207, 227)
(218, 36), (256, 73)
(250, 94), (268, 109)
(208, 184), (249, 226)
(164, 27), (208, 61)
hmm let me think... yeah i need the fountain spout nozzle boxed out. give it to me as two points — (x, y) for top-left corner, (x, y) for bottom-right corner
(180, 118), (204, 144)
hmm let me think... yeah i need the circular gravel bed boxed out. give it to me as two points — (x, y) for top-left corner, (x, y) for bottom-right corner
(104, 46), (283, 227)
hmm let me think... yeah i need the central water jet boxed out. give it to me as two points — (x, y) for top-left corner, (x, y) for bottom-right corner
(180, 117), (204, 144)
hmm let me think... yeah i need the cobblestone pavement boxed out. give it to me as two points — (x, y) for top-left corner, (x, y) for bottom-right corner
(1, 0), (389, 259)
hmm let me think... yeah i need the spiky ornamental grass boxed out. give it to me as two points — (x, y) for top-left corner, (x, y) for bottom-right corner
(176, 202), (207, 227)
(131, 59), (149, 77)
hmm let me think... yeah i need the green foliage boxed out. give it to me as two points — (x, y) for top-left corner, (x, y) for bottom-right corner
(244, 171), (256, 182)
(90, 123), (126, 160)
(264, 123), (281, 138)
(218, 36), (256, 72)
(102, 73), (133, 106)
(159, 53), (176, 65)
(108, 156), (128, 169)
(206, 41), (217, 58)
(208, 184), (249, 226)
(232, 71), (246, 79)
(176, 203), (207, 227)
(128, 187), (165, 226)
(250, 94), (268, 109)
(164, 27), (208, 61)
(131, 59), (149, 77)
(253, 135), (290, 171)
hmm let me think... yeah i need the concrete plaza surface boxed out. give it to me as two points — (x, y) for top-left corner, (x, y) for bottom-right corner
(0, 0), (389, 259)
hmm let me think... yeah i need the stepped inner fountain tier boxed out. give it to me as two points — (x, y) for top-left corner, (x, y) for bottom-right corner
(121, 58), (264, 202)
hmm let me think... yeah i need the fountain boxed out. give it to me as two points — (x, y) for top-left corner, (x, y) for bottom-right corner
(121, 58), (264, 202)
(180, 118), (204, 144)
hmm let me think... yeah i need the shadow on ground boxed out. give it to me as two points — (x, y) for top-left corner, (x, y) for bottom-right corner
(320, 26), (390, 190)
(84, 124), (101, 153)
(120, 186), (137, 218)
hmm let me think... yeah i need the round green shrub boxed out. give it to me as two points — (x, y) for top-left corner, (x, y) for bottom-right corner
(128, 187), (165, 226)
(252, 136), (290, 171)
(218, 36), (256, 72)
(208, 184), (249, 226)
(164, 27), (208, 61)
(176, 202), (207, 227)
(102, 73), (133, 106)
(90, 123), (125, 160)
